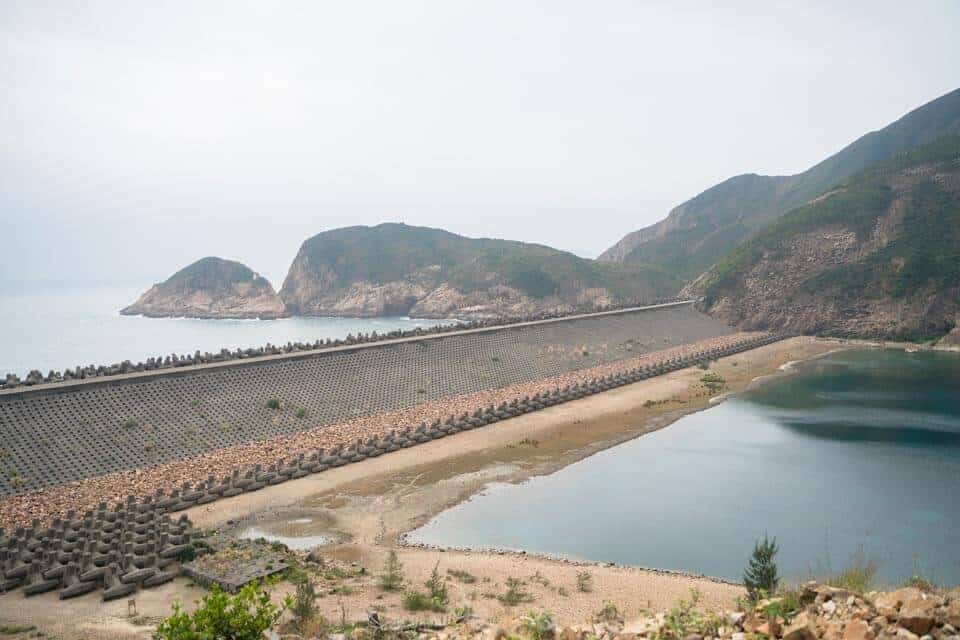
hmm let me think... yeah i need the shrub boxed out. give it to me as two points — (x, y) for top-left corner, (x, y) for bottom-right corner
(447, 568), (477, 584)
(499, 577), (533, 606)
(123, 417), (138, 429)
(265, 398), (281, 410)
(295, 407), (307, 419)
(155, 580), (289, 640)
(402, 590), (446, 613)
(593, 602), (623, 624)
(743, 536), (779, 601)
(379, 550), (404, 591)
(654, 589), (722, 640)
(576, 571), (593, 593)
(519, 610), (554, 640)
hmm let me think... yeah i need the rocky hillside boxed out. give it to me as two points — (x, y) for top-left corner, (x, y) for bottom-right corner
(122, 257), (288, 319)
(600, 88), (960, 281)
(691, 135), (960, 340)
(279, 223), (681, 318)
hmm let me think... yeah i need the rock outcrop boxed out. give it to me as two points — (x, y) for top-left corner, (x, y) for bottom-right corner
(280, 223), (679, 318)
(122, 257), (288, 320)
(693, 135), (960, 340)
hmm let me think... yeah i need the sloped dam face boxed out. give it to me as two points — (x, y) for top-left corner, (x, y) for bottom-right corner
(0, 303), (731, 496)
(408, 349), (960, 585)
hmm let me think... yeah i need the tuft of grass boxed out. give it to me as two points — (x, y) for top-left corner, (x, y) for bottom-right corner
(447, 568), (477, 584)
(265, 398), (281, 410)
(518, 438), (539, 447)
(295, 407), (307, 419)
(0, 624), (38, 635)
(123, 417), (138, 429)
(498, 577), (534, 606)
(825, 553), (878, 594)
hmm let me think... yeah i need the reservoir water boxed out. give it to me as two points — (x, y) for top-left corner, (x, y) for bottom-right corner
(0, 282), (444, 377)
(408, 349), (960, 585)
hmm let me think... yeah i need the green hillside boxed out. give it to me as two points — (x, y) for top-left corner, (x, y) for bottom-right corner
(697, 135), (960, 339)
(280, 223), (681, 316)
(600, 88), (960, 281)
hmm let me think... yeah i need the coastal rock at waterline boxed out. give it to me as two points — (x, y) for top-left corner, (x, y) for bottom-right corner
(783, 612), (819, 640)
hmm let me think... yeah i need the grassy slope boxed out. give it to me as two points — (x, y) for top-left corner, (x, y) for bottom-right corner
(605, 88), (960, 281)
(283, 223), (682, 301)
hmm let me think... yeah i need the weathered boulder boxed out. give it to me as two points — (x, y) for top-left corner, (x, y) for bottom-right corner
(843, 619), (876, 640)
(897, 596), (939, 635)
(874, 588), (923, 619)
(784, 612), (820, 640)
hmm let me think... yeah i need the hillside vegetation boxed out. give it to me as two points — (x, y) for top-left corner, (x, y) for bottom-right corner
(280, 223), (681, 317)
(600, 88), (960, 281)
(692, 135), (960, 340)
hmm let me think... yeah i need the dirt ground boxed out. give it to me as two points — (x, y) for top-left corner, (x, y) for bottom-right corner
(0, 337), (843, 639)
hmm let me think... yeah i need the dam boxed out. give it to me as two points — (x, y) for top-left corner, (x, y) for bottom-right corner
(0, 301), (735, 497)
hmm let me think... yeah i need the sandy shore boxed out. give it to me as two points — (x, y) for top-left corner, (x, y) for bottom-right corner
(0, 336), (843, 639)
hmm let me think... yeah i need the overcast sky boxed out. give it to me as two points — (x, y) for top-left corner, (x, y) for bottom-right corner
(2, 1), (958, 287)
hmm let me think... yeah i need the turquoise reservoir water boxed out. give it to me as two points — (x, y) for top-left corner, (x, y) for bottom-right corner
(408, 350), (960, 584)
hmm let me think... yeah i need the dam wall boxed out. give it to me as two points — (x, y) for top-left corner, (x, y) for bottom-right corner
(0, 302), (732, 497)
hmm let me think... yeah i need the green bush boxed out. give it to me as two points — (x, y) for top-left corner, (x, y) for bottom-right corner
(155, 580), (289, 640)
(653, 589), (722, 640)
(265, 398), (281, 410)
(295, 407), (307, 419)
(402, 590), (447, 613)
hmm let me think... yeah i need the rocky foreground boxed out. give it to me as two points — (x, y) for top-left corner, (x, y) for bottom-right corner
(294, 581), (960, 640)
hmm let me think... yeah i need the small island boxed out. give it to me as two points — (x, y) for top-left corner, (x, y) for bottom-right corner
(121, 256), (288, 320)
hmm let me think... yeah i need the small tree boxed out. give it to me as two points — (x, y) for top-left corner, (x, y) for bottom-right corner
(379, 550), (404, 591)
(744, 536), (779, 600)
(425, 560), (448, 604)
(291, 576), (318, 632)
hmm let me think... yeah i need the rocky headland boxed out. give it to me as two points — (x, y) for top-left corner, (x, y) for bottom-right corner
(279, 223), (680, 319)
(121, 256), (288, 320)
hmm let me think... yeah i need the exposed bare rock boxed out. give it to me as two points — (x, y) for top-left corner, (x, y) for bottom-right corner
(121, 257), (287, 319)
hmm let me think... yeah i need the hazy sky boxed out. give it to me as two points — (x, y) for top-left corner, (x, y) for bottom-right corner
(2, 1), (958, 287)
